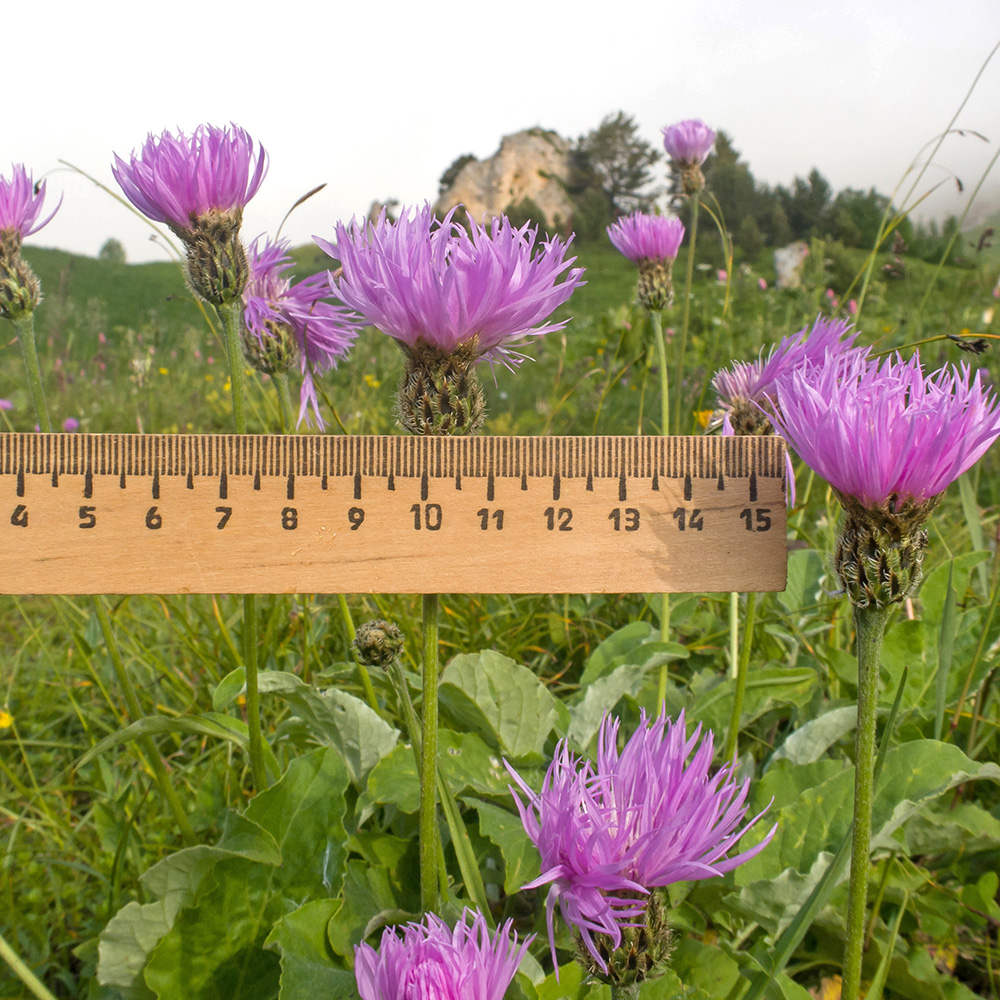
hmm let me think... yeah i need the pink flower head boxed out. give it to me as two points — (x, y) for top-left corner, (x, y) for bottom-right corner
(112, 123), (267, 231)
(243, 237), (361, 425)
(713, 315), (863, 426)
(661, 119), (716, 166)
(507, 711), (774, 972)
(771, 351), (1000, 509)
(62, 417), (80, 432)
(848, 299), (858, 315)
(607, 212), (684, 262)
(316, 204), (585, 366)
(354, 909), (532, 1000)
(0, 165), (60, 238)
(0, 399), (12, 411)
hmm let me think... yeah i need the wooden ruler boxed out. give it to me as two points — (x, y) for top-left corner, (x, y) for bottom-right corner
(0, 434), (787, 595)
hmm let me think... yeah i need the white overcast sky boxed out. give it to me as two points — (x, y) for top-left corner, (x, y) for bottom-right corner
(20, 0), (1000, 262)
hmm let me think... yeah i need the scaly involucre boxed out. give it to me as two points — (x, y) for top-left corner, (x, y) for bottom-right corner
(354, 909), (533, 1000)
(243, 237), (362, 425)
(316, 204), (585, 365)
(661, 119), (716, 165)
(0, 164), (59, 237)
(712, 315), (863, 424)
(771, 351), (1000, 509)
(112, 123), (268, 231)
(607, 212), (685, 262)
(507, 711), (774, 971)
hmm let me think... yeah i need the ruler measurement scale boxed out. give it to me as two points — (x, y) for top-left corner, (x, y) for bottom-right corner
(0, 434), (787, 595)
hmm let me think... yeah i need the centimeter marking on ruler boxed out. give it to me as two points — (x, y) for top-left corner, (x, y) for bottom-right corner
(0, 434), (787, 595)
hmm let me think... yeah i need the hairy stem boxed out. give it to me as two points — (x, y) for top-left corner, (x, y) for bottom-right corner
(672, 197), (700, 434)
(12, 314), (52, 433)
(420, 593), (441, 912)
(724, 591), (757, 762)
(650, 309), (671, 705)
(842, 602), (893, 1000)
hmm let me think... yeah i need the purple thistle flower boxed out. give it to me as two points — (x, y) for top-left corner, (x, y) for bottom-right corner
(317, 204), (584, 366)
(0, 165), (60, 238)
(771, 351), (1000, 510)
(661, 120), (716, 166)
(507, 710), (774, 973)
(354, 909), (533, 1000)
(243, 237), (361, 425)
(607, 213), (685, 263)
(112, 123), (267, 232)
(712, 315), (863, 435)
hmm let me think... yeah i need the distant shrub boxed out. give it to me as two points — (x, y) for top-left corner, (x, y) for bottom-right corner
(98, 238), (127, 264)
(502, 197), (547, 231)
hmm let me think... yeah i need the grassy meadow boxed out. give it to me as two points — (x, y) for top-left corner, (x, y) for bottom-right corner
(1, 230), (1000, 1000)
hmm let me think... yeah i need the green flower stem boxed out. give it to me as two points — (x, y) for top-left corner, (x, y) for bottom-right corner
(218, 300), (248, 435)
(217, 299), (269, 792)
(724, 591), (757, 762)
(420, 593), (441, 912)
(842, 602), (893, 1000)
(93, 599), (197, 846)
(728, 590), (739, 680)
(274, 372), (296, 434)
(0, 927), (59, 1000)
(650, 309), (671, 704)
(672, 196), (700, 435)
(336, 595), (381, 714)
(12, 313), (52, 433)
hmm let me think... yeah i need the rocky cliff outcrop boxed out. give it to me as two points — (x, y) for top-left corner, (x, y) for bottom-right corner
(433, 128), (575, 230)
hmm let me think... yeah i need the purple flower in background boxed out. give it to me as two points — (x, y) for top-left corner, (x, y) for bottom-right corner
(62, 417), (80, 432)
(507, 711), (774, 974)
(662, 119), (716, 196)
(317, 204), (585, 434)
(661, 119), (716, 166)
(112, 124), (267, 233)
(354, 909), (532, 1000)
(0, 399), (12, 410)
(0, 165), (60, 239)
(607, 213), (685, 263)
(607, 213), (685, 312)
(771, 351), (1000, 510)
(712, 315), (863, 436)
(243, 237), (361, 425)
(319, 204), (583, 363)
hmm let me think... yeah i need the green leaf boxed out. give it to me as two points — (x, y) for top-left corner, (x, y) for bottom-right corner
(934, 560), (957, 740)
(257, 670), (399, 786)
(776, 548), (825, 616)
(767, 706), (856, 768)
(687, 668), (818, 734)
(97, 816), (280, 992)
(439, 650), (561, 759)
(212, 666), (246, 711)
(325, 860), (405, 958)
(265, 900), (357, 1000)
(142, 748), (350, 1000)
(578, 621), (687, 687)
(670, 938), (740, 996)
(468, 797), (540, 893)
(567, 661), (655, 749)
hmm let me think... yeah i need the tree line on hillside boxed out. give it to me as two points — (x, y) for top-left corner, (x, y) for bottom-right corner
(439, 112), (968, 267)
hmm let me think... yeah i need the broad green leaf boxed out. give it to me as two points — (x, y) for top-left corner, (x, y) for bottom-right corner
(325, 860), (405, 958)
(767, 706), (856, 768)
(670, 938), (740, 997)
(358, 729), (530, 822)
(776, 548), (825, 615)
(257, 670), (399, 786)
(468, 796), (540, 893)
(264, 900), (356, 999)
(734, 851), (838, 935)
(439, 650), (561, 759)
(212, 666), (246, 711)
(143, 748), (350, 1000)
(567, 661), (655, 749)
(578, 622), (688, 688)
(901, 800), (1000, 856)
(687, 667), (818, 734)
(97, 816), (280, 992)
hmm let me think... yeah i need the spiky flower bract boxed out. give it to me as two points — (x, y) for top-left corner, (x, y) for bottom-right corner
(354, 909), (532, 1000)
(771, 351), (1000, 607)
(507, 711), (774, 979)
(712, 315), (863, 435)
(242, 237), (361, 425)
(608, 213), (685, 313)
(112, 124), (267, 305)
(316, 204), (585, 434)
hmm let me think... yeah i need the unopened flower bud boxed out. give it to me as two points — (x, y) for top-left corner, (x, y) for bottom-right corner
(242, 319), (300, 376)
(354, 619), (405, 668)
(0, 230), (41, 319)
(636, 257), (675, 312)
(178, 208), (249, 306)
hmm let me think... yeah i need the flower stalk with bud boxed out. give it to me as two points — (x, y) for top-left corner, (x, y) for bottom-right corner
(114, 123), (270, 789)
(319, 203), (584, 911)
(769, 351), (1000, 1000)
